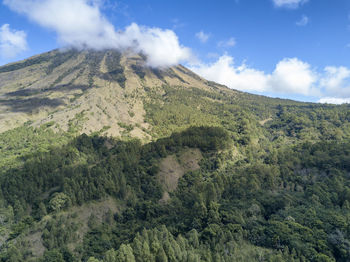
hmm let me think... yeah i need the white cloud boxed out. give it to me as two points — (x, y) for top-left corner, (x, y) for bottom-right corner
(320, 66), (350, 89)
(269, 58), (316, 95)
(319, 66), (350, 97)
(195, 31), (210, 43)
(218, 37), (236, 48)
(3, 0), (116, 49)
(3, 0), (192, 67)
(296, 15), (309, 26)
(121, 23), (192, 68)
(0, 24), (27, 58)
(189, 56), (316, 95)
(318, 97), (350, 104)
(190, 55), (350, 103)
(273, 0), (309, 8)
(190, 53), (350, 103)
(190, 55), (268, 92)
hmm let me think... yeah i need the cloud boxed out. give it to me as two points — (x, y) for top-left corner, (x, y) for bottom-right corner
(218, 37), (236, 48)
(3, 0), (192, 67)
(0, 24), (28, 58)
(190, 55), (268, 92)
(189, 56), (316, 95)
(272, 0), (309, 8)
(296, 15), (309, 26)
(318, 97), (350, 104)
(195, 31), (210, 43)
(3, 0), (116, 49)
(320, 66), (350, 90)
(319, 66), (350, 97)
(269, 58), (316, 95)
(190, 55), (350, 103)
(122, 23), (192, 68)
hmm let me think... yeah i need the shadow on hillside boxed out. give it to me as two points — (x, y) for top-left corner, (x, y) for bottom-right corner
(0, 97), (64, 112)
(5, 84), (90, 97)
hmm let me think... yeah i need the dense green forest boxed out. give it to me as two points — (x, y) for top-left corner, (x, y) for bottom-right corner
(1, 101), (350, 261)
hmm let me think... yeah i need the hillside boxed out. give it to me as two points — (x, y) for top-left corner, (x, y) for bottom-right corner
(0, 49), (234, 137)
(1, 49), (350, 261)
(0, 49), (307, 136)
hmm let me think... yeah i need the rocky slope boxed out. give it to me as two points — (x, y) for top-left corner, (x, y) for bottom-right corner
(0, 49), (235, 139)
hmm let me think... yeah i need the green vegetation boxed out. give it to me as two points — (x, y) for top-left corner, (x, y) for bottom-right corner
(0, 52), (52, 73)
(46, 50), (79, 75)
(68, 111), (89, 134)
(1, 121), (350, 261)
(131, 64), (146, 79)
(118, 122), (134, 132)
(86, 51), (106, 88)
(0, 122), (70, 173)
(103, 50), (126, 88)
(2, 49), (350, 261)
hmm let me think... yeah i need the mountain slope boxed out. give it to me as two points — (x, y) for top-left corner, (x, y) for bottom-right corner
(1, 49), (350, 261)
(0, 49), (230, 137)
(0, 49), (308, 138)
(0, 49), (320, 172)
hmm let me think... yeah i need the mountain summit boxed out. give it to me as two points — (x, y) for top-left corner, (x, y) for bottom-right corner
(0, 49), (234, 138)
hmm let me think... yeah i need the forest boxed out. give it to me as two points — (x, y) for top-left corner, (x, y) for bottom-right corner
(1, 108), (350, 261)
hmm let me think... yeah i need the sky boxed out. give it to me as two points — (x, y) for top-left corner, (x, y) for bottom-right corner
(1, 0), (350, 103)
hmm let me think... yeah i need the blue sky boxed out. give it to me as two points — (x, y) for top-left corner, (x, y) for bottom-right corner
(1, 0), (350, 103)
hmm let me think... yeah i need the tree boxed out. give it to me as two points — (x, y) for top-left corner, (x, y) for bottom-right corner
(49, 193), (71, 212)
(105, 249), (117, 262)
(156, 247), (168, 262)
(115, 244), (135, 262)
(88, 258), (101, 262)
(41, 249), (65, 262)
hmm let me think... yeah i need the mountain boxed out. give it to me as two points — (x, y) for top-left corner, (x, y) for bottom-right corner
(0, 49), (230, 136)
(1, 49), (350, 261)
(0, 49), (302, 137)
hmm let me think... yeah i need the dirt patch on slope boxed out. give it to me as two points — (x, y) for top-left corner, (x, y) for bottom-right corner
(259, 117), (272, 126)
(67, 197), (119, 243)
(158, 148), (202, 202)
(26, 231), (45, 257)
(158, 155), (185, 192)
(24, 197), (119, 258)
(179, 148), (202, 171)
